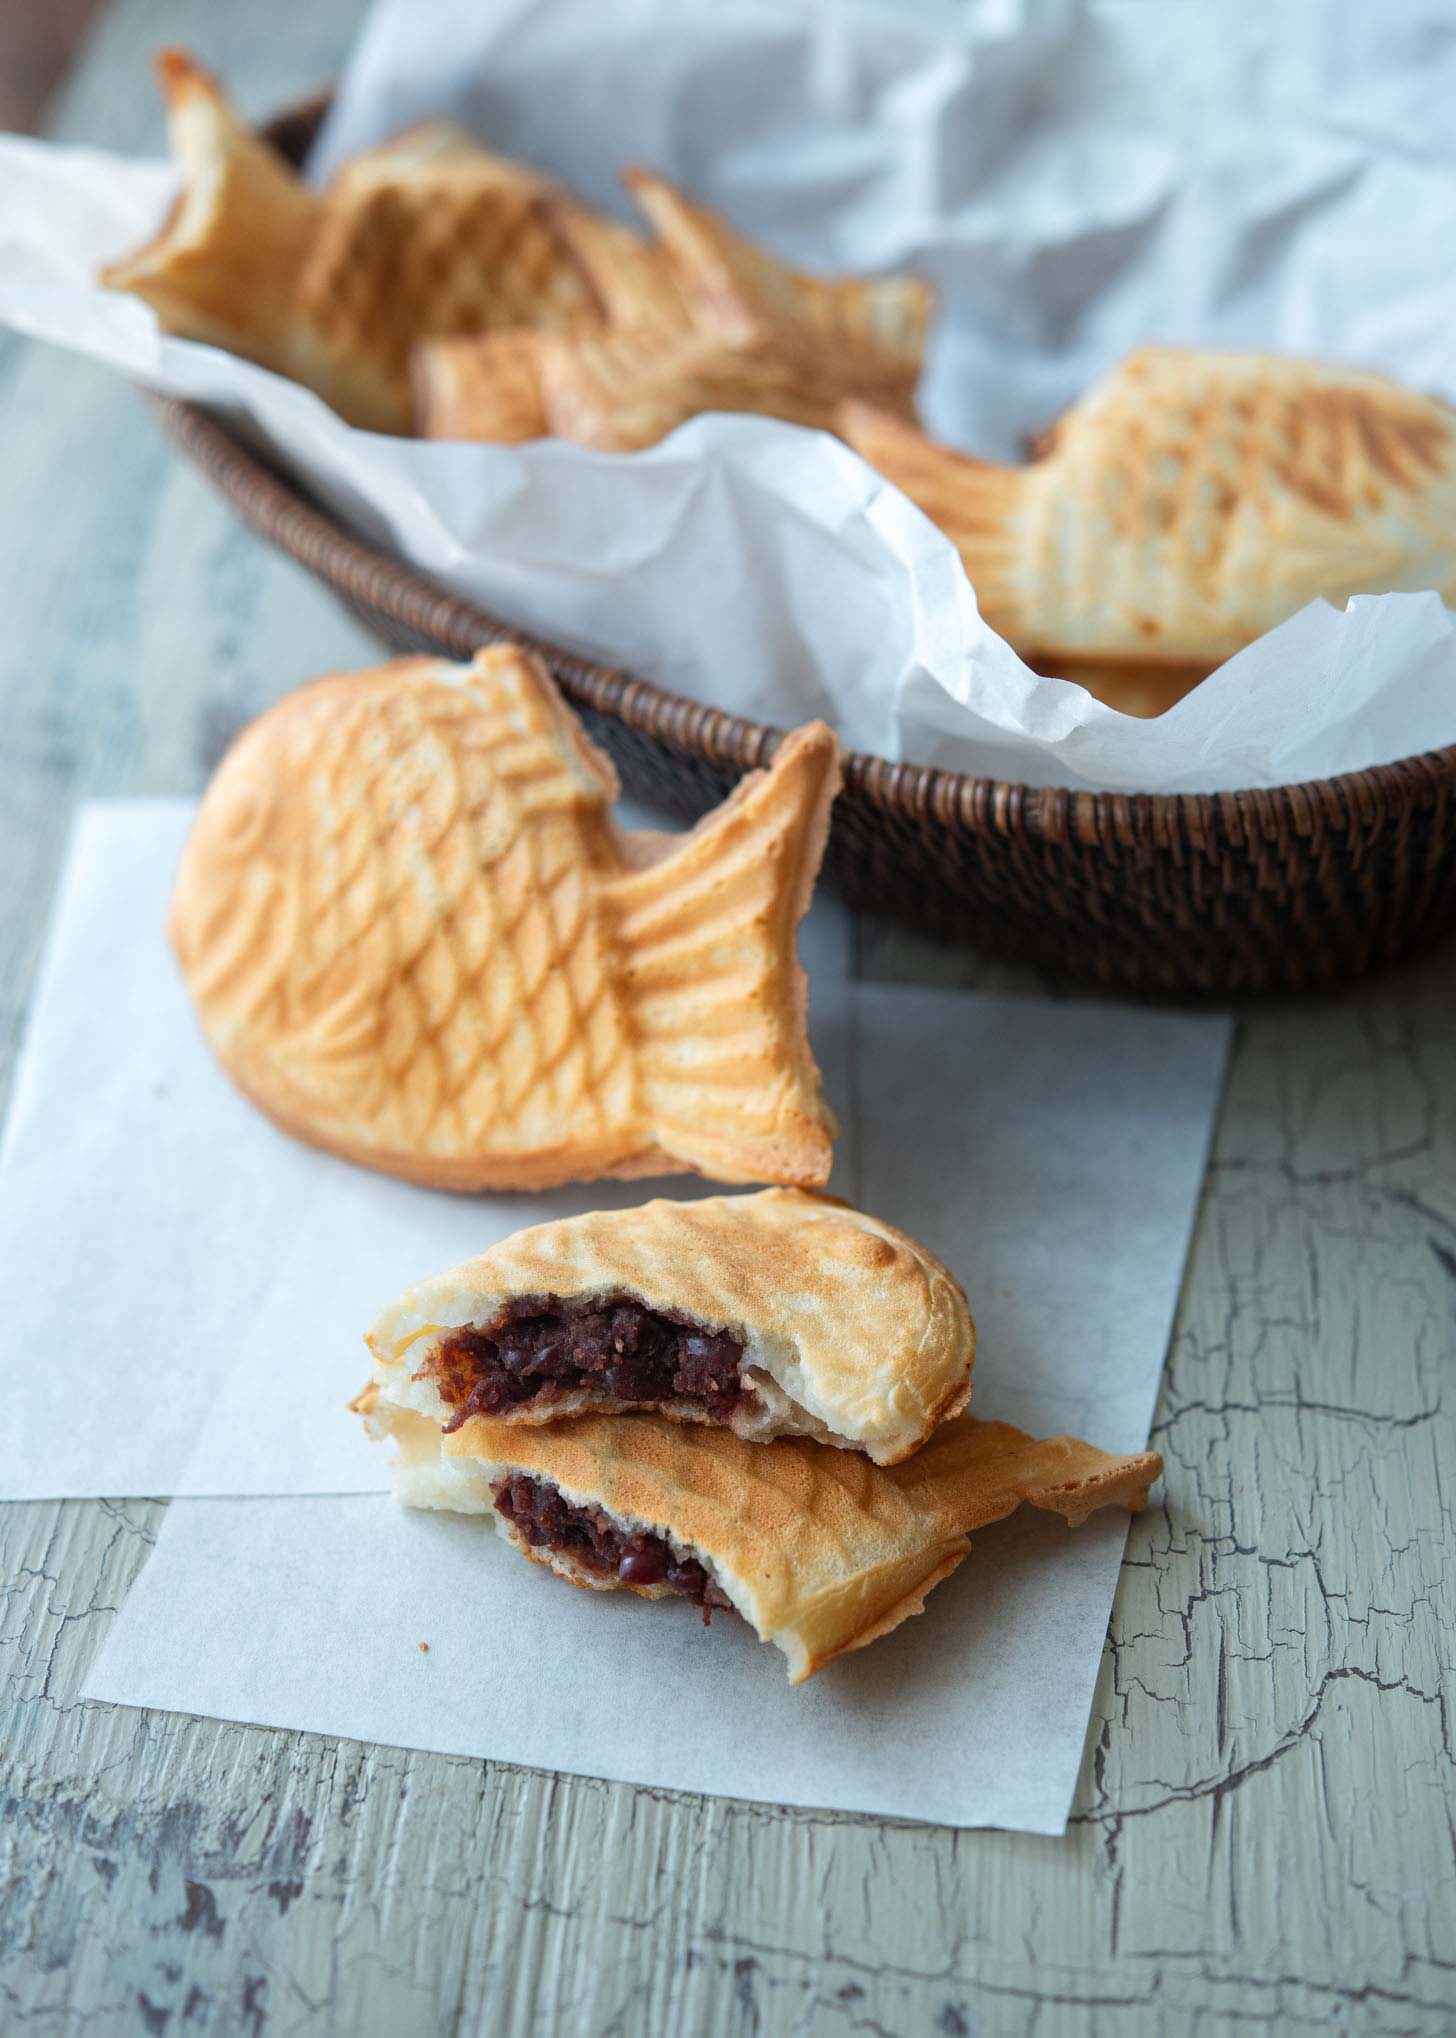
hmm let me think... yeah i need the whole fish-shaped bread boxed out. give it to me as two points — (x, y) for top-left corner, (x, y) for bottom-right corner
(170, 647), (841, 1191)
(841, 347), (1456, 706)
(357, 1389), (1161, 1682)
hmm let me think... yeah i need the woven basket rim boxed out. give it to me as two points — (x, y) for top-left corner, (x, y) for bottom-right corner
(151, 87), (1456, 829)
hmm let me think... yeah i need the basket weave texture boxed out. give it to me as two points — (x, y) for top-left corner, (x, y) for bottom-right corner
(147, 95), (1456, 995)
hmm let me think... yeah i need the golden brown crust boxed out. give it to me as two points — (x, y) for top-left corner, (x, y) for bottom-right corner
(539, 316), (919, 451)
(365, 1187), (974, 1465)
(170, 648), (839, 1191)
(548, 203), (701, 335)
(103, 53), (937, 449)
(842, 349), (1456, 682)
(412, 328), (550, 442)
(366, 1402), (1161, 1682)
(98, 49), (322, 388)
(101, 54), (609, 433)
(292, 160), (603, 433)
(622, 166), (933, 388)
(414, 311), (920, 450)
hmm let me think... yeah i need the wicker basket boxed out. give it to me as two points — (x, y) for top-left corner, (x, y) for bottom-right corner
(145, 95), (1456, 996)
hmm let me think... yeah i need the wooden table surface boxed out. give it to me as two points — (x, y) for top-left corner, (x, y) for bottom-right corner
(3, 4), (1454, 2032)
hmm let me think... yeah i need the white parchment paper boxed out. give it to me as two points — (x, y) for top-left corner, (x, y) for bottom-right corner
(28, 798), (1226, 1827)
(82, 1490), (1139, 1831)
(1, 0), (1454, 792)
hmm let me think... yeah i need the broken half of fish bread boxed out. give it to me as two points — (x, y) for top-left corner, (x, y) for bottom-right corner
(169, 646), (840, 1191)
(364, 1188), (974, 1466)
(623, 165), (933, 387)
(841, 348), (1456, 691)
(360, 1394), (1161, 1683)
(98, 48), (321, 384)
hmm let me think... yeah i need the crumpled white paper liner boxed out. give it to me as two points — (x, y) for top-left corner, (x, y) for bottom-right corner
(1, 0), (1452, 792)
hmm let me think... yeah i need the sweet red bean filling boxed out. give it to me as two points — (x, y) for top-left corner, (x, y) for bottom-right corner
(494, 1473), (734, 1618)
(427, 1294), (748, 1434)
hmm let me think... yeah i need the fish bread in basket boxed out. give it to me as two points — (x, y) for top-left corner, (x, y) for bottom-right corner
(137, 85), (1456, 997)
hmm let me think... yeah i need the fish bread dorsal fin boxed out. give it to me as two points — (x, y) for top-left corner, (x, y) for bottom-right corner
(609, 724), (841, 1188)
(549, 203), (702, 334)
(99, 49), (321, 378)
(623, 166), (933, 378)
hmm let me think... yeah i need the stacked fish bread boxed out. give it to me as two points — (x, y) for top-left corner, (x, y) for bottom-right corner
(101, 48), (934, 445)
(356, 1188), (1161, 1682)
(841, 347), (1456, 716)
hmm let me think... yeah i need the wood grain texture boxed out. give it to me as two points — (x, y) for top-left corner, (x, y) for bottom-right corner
(1, 3), (1454, 2032)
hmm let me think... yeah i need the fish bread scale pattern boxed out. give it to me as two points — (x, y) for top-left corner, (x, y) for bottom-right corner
(273, 672), (633, 1160)
(295, 183), (600, 383)
(1027, 351), (1456, 652)
(625, 169), (931, 376)
(497, 1412), (925, 1587)
(445, 1407), (1161, 1643)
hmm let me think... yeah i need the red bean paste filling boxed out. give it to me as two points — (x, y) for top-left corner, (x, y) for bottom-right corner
(428, 1294), (748, 1434)
(494, 1473), (734, 1619)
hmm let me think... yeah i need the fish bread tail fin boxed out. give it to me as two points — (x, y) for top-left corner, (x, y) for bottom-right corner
(838, 400), (1028, 643)
(610, 722), (841, 1188)
(896, 1415), (1163, 1535)
(100, 48), (321, 374)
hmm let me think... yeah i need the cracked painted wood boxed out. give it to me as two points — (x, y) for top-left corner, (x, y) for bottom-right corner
(2, 2), (1454, 2031)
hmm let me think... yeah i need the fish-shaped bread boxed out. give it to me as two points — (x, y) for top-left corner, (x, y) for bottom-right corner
(101, 52), (935, 444)
(363, 1189), (975, 1466)
(357, 1389), (1160, 1682)
(169, 646), (841, 1192)
(100, 51), (612, 432)
(415, 311), (920, 449)
(841, 348), (1456, 713)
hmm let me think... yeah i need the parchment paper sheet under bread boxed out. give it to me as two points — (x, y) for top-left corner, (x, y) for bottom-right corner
(70, 805), (1229, 1831)
(1, 0), (1454, 791)
(84, 1485), (1137, 1830)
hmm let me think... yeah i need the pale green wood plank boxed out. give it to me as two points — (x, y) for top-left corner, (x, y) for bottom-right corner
(1, 2), (1453, 2032)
